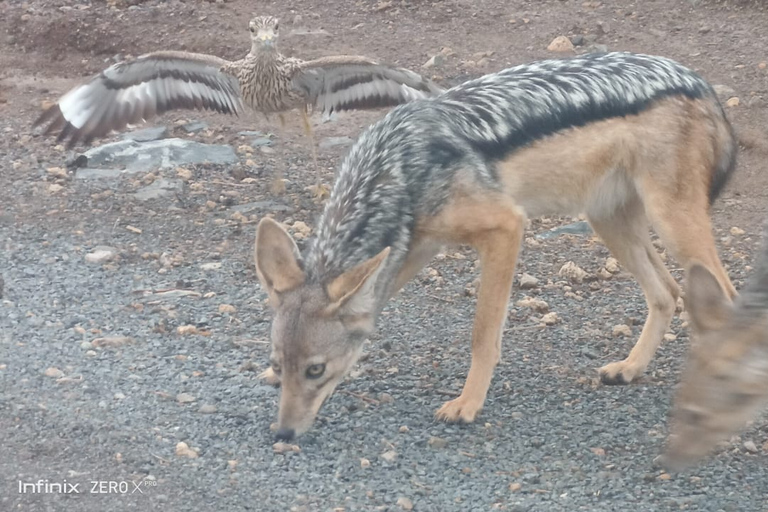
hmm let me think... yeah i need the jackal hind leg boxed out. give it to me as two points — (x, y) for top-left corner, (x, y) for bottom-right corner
(588, 194), (681, 385)
(435, 207), (524, 423)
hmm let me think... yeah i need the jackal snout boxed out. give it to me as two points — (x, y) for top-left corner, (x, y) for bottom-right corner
(664, 259), (768, 470)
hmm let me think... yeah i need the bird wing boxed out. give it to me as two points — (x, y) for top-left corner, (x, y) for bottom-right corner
(293, 56), (445, 115)
(33, 51), (244, 147)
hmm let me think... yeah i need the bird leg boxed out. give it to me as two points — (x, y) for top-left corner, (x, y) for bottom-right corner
(301, 108), (330, 200)
(269, 114), (287, 195)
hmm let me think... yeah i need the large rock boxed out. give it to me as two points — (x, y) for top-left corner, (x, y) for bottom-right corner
(81, 138), (237, 174)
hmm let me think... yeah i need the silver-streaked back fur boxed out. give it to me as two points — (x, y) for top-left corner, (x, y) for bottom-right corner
(306, 52), (728, 283)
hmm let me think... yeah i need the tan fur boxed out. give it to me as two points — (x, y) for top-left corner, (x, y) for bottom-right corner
(663, 264), (768, 470)
(256, 95), (739, 436)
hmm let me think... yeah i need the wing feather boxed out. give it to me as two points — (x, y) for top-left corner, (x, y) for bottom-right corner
(294, 56), (445, 115)
(33, 51), (242, 147)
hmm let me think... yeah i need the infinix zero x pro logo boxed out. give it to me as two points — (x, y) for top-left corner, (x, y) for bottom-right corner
(18, 479), (157, 494)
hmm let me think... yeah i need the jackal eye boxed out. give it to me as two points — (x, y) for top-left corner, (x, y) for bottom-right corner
(306, 363), (326, 379)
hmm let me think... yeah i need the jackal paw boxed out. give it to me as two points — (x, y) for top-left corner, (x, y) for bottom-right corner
(599, 360), (644, 385)
(258, 367), (281, 387)
(435, 395), (483, 423)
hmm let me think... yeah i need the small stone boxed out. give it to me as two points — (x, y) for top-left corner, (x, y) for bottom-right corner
(114, 392), (126, 400)
(176, 167), (193, 181)
(519, 273), (539, 289)
(422, 54), (445, 69)
(547, 36), (575, 52)
(730, 226), (745, 236)
(743, 440), (758, 453)
(428, 436), (448, 449)
(509, 482), (522, 492)
(590, 447), (606, 456)
(86, 350), (97, 357)
(291, 221), (311, 237)
(381, 450), (397, 462)
(176, 393), (196, 403)
(515, 297), (549, 313)
(85, 247), (117, 264)
(541, 312), (559, 325)
(398, 425), (409, 433)
(570, 34), (585, 46)
(612, 324), (632, 337)
(200, 262), (222, 271)
(597, 268), (612, 280)
(604, 257), (620, 274)
(44, 367), (64, 378)
(47, 183), (64, 194)
(396, 497), (414, 511)
(726, 97), (740, 107)
(658, 473), (672, 480)
(92, 336), (134, 348)
(759, 62), (767, 70)
(272, 442), (301, 454)
(218, 304), (237, 314)
(360, 458), (371, 468)
(559, 261), (588, 283)
(198, 404), (217, 414)
(177, 325), (199, 335)
(175, 442), (199, 458)
(47, 167), (68, 179)
(663, 333), (677, 342)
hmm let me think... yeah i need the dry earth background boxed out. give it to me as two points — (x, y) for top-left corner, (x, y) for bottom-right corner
(1, 0), (768, 510)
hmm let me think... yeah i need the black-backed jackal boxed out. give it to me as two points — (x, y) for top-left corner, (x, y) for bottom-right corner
(254, 52), (738, 440)
(664, 229), (768, 470)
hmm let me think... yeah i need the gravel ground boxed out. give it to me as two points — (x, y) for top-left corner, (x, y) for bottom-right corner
(2, 0), (768, 510)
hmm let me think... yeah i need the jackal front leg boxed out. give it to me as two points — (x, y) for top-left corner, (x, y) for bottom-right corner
(436, 220), (523, 423)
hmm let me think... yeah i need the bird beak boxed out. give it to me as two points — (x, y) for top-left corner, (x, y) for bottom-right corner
(258, 33), (275, 43)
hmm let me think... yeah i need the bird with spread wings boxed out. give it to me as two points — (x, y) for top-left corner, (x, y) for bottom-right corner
(34, 15), (445, 197)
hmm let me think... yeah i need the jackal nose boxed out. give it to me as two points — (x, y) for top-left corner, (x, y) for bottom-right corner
(274, 427), (295, 441)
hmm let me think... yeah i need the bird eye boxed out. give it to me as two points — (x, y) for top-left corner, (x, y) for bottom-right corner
(305, 363), (326, 379)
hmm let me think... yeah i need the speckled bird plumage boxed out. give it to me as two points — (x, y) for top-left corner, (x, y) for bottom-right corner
(306, 52), (728, 285)
(33, 15), (444, 147)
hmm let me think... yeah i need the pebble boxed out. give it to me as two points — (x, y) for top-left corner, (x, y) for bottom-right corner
(743, 440), (758, 453)
(381, 450), (397, 462)
(428, 436), (448, 449)
(396, 497), (414, 510)
(612, 324), (632, 337)
(360, 458), (371, 468)
(198, 404), (217, 414)
(730, 226), (745, 236)
(175, 442), (199, 458)
(44, 367), (64, 378)
(218, 304), (237, 314)
(176, 393), (196, 403)
(515, 297), (549, 313)
(519, 273), (539, 289)
(559, 261), (588, 284)
(547, 36), (575, 52)
(726, 97), (740, 107)
(604, 257), (620, 274)
(541, 312), (559, 325)
(422, 54), (445, 69)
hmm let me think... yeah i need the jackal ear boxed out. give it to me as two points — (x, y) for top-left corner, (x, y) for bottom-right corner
(325, 247), (391, 317)
(254, 218), (305, 305)
(686, 263), (733, 332)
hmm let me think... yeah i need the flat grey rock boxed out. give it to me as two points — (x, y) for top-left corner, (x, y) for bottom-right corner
(231, 200), (294, 213)
(536, 220), (593, 240)
(134, 178), (183, 201)
(319, 136), (353, 149)
(121, 126), (168, 142)
(250, 137), (273, 147)
(82, 138), (237, 174)
(75, 168), (123, 180)
(181, 121), (209, 134)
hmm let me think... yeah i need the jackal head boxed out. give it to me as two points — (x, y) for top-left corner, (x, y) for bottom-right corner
(254, 218), (390, 440)
(664, 239), (768, 470)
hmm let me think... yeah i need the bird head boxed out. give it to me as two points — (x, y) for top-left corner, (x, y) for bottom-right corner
(249, 16), (280, 51)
